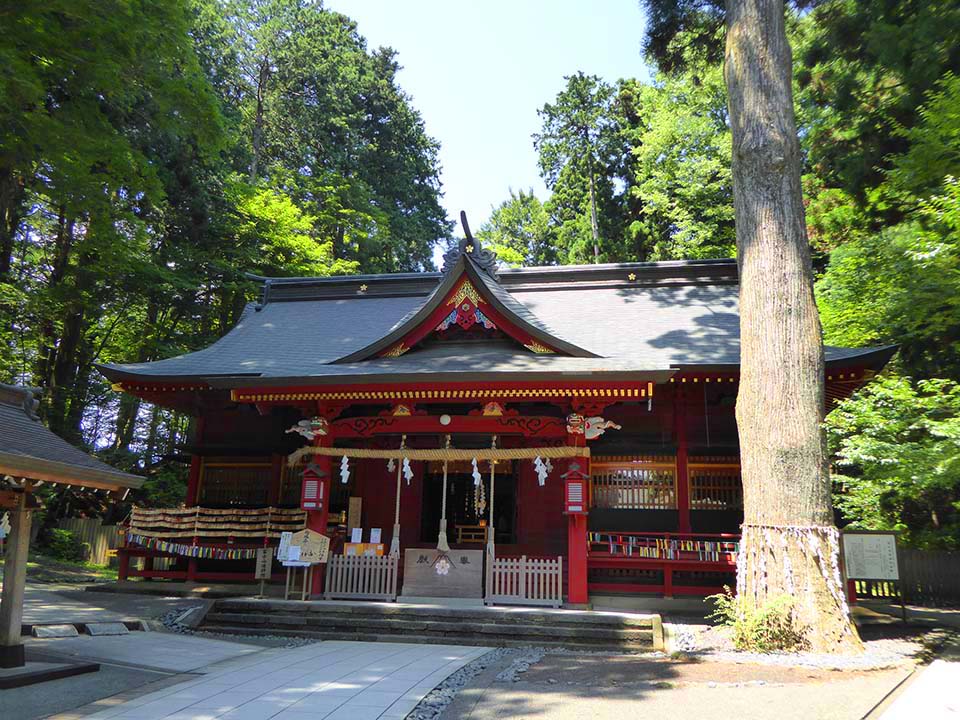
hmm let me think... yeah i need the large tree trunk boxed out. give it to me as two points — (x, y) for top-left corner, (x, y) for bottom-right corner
(0, 168), (25, 279)
(249, 57), (270, 183)
(587, 166), (601, 262)
(724, 0), (861, 653)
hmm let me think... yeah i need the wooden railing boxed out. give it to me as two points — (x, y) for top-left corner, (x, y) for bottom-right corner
(591, 457), (677, 510)
(588, 531), (739, 563)
(129, 506), (306, 539)
(485, 555), (563, 608)
(324, 555), (399, 601)
(587, 531), (739, 597)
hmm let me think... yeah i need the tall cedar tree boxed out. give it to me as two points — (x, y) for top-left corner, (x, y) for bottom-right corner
(643, 0), (861, 652)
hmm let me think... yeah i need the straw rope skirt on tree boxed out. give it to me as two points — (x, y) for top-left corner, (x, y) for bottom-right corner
(725, 0), (861, 653)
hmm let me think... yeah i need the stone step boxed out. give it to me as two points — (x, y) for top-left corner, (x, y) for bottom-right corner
(202, 625), (653, 652)
(202, 611), (654, 645)
(212, 599), (657, 630)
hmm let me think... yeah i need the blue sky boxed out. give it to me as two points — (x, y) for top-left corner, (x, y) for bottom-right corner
(325, 0), (652, 238)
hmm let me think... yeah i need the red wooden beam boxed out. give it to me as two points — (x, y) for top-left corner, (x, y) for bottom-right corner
(331, 414), (568, 438)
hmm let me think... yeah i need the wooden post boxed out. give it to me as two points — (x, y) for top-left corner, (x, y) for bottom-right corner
(0, 493), (31, 668)
(675, 387), (692, 533)
(186, 454), (202, 507)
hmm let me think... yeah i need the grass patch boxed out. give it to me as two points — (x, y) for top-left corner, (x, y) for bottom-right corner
(0, 550), (118, 584)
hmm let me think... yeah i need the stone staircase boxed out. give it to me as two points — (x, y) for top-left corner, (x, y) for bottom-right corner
(201, 598), (662, 651)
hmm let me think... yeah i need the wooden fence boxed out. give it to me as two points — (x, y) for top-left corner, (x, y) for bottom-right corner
(854, 547), (960, 606)
(58, 518), (120, 566)
(324, 555), (399, 601)
(485, 555), (563, 608)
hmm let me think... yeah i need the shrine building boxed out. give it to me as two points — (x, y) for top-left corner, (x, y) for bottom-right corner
(100, 236), (894, 606)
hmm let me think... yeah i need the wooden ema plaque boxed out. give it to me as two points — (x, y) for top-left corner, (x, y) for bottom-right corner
(289, 529), (330, 564)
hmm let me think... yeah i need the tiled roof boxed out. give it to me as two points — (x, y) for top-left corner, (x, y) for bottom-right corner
(0, 385), (143, 489)
(99, 255), (895, 385)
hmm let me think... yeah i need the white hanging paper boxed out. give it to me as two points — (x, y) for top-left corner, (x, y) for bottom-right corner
(471, 457), (481, 486)
(387, 458), (396, 472)
(340, 455), (350, 484)
(402, 457), (414, 484)
(534, 456), (548, 486)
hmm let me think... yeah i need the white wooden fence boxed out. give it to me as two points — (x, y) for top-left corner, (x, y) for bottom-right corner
(485, 555), (563, 608)
(324, 555), (399, 601)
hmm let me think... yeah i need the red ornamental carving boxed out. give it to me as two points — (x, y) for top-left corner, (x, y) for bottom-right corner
(456, 298), (478, 329)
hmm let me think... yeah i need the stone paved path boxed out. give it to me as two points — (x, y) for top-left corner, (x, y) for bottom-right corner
(879, 637), (960, 720)
(80, 640), (488, 720)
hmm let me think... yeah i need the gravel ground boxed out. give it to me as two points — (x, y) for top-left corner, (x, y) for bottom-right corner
(665, 619), (949, 670)
(155, 605), (318, 648)
(408, 648), (519, 720)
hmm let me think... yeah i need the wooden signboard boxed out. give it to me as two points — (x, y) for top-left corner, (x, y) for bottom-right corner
(401, 548), (483, 598)
(254, 547), (273, 580)
(0, 490), (22, 510)
(0, 490), (41, 510)
(289, 528), (330, 564)
(842, 531), (899, 581)
(347, 497), (362, 531)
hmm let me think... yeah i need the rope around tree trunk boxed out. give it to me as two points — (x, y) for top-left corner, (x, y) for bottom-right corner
(287, 445), (589, 466)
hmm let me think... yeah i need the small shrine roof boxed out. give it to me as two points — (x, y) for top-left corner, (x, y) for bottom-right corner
(98, 251), (895, 387)
(0, 384), (143, 490)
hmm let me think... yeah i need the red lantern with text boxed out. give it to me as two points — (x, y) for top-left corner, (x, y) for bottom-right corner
(300, 463), (326, 511)
(562, 462), (589, 515)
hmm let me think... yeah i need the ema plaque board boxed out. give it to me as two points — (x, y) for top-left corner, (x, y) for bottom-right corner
(289, 529), (330, 564)
(843, 532), (899, 581)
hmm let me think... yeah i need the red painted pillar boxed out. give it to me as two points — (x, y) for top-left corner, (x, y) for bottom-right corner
(567, 513), (589, 605)
(118, 549), (130, 581)
(306, 433), (332, 597)
(185, 455), (202, 507)
(268, 454), (282, 506)
(675, 387), (692, 534)
(565, 434), (590, 606)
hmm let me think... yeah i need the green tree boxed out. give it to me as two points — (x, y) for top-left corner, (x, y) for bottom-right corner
(827, 376), (960, 549)
(477, 190), (557, 267)
(622, 63), (734, 259)
(818, 177), (960, 381)
(221, 0), (450, 272)
(534, 73), (626, 263)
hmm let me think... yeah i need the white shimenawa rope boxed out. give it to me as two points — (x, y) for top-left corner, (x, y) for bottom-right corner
(486, 435), (497, 560)
(389, 434), (406, 558)
(437, 435), (451, 553)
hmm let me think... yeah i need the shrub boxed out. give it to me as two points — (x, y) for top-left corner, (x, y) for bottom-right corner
(707, 586), (807, 652)
(45, 528), (88, 562)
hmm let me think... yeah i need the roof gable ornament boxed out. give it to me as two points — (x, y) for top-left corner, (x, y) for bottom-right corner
(441, 211), (499, 280)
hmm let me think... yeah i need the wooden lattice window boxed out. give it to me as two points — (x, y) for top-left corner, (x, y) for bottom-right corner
(279, 461), (303, 506)
(198, 459), (271, 507)
(688, 458), (742, 510)
(591, 457), (677, 510)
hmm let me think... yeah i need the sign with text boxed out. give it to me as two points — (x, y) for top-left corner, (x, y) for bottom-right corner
(277, 531), (293, 562)
(254, 547), (273, 580)
(401, 548), (483, 598)
(843, 532), (899, 581)
(289, 528), (330, 564)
